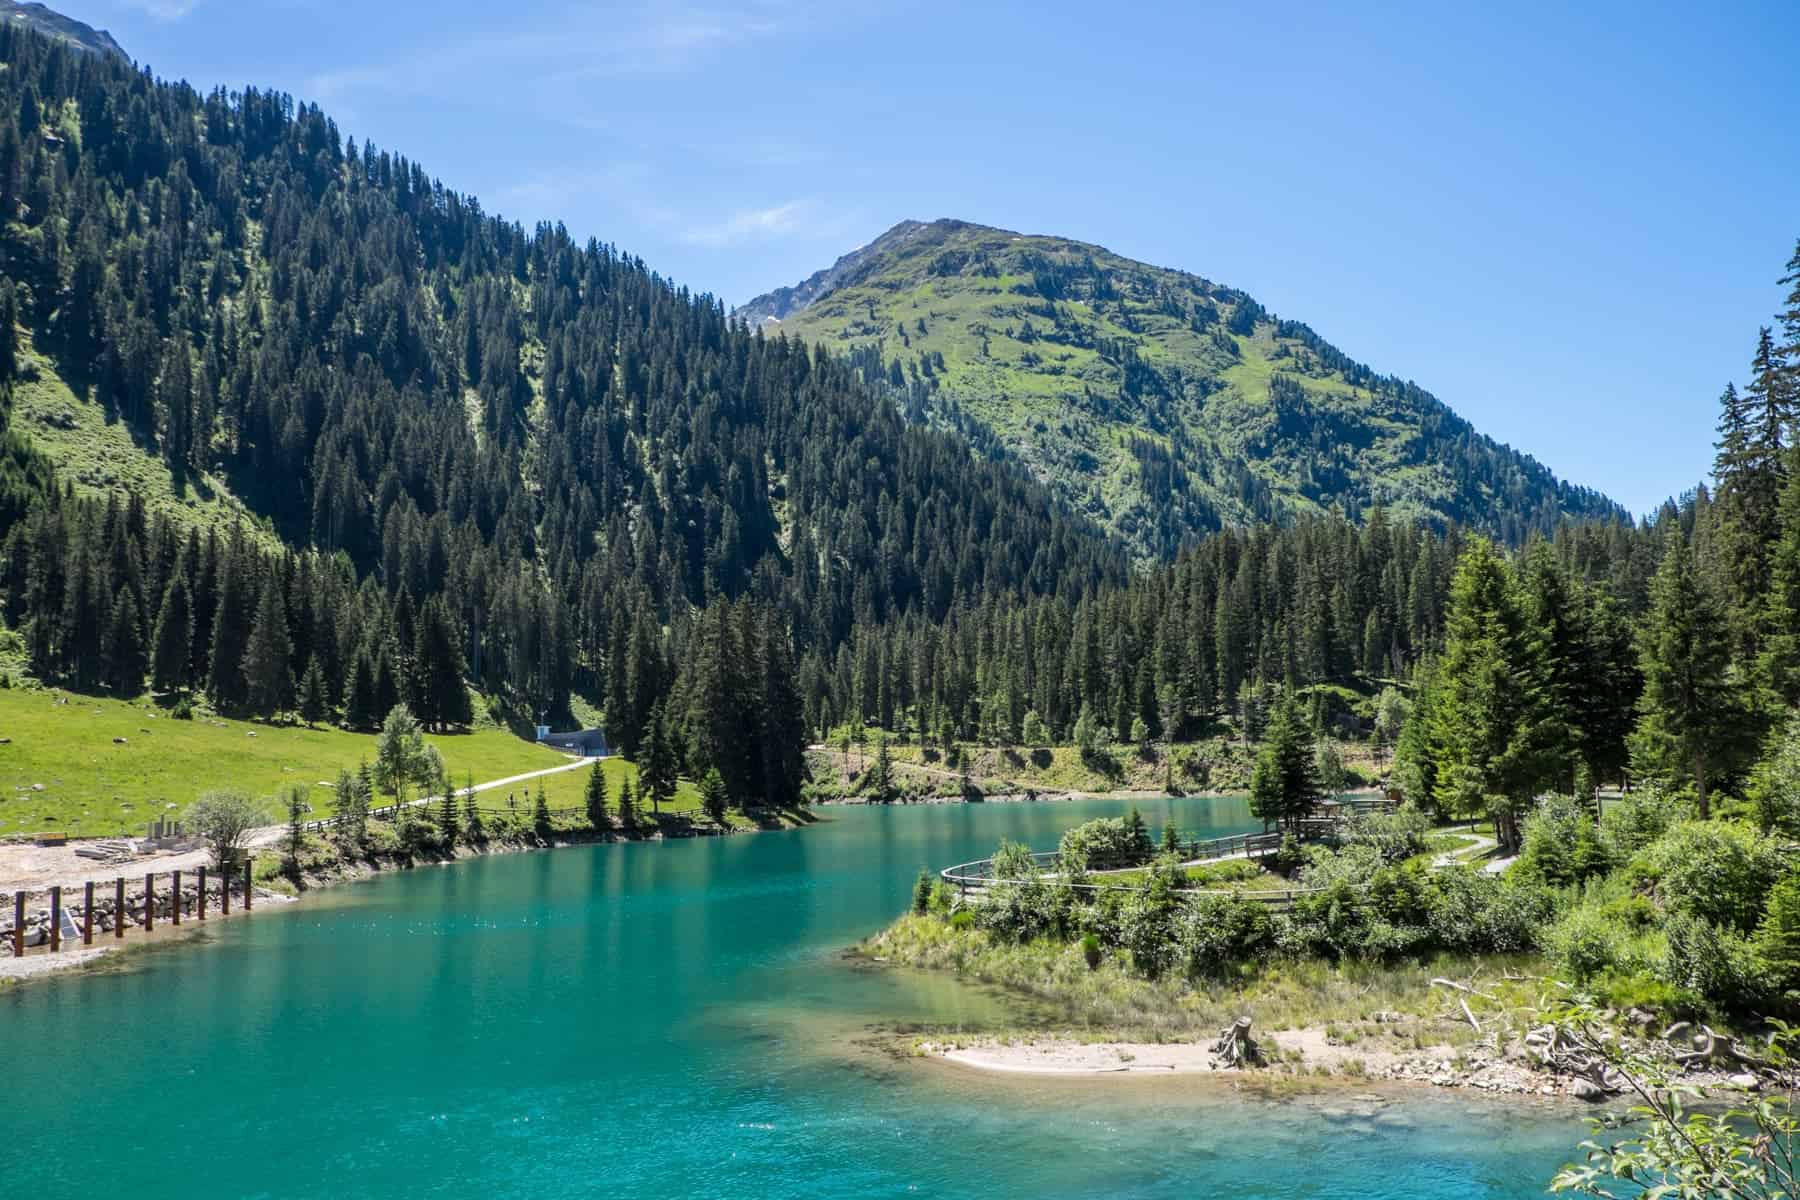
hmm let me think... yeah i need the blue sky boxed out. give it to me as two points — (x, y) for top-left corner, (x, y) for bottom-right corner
(78, 0), (1800, 517)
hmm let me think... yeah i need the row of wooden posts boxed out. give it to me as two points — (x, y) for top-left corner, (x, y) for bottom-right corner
(10, 862), (251, 958)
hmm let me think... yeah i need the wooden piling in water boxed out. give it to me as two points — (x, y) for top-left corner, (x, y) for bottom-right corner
(171, 870), (181, 926)
(243, 860), (252, 911)
(114, 878), (125, 938)
(11, 890), (22, 958)
(221, 866), (230, 916)
(198, 866), (207, 920)
(48, 886), (60, 952)
(143, 873), (154, 932)
(83, 881), (94, 945)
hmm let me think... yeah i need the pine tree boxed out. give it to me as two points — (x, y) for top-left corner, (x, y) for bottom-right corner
(1248, 693), (1320, 831)
(1636, 533), (1748, 817)
(699, 767), (729, 825)
(206, 530), (254, 710)
(413, 596), (472, 729)
(870, 734), (895, 803)
(533, 781), (550, 836)
(240, 575), (294, 716)
(297, 657), (329, 727)
(284, 784), (307, 879)
(584, 758), (609, 829)
(150, 573), (193, 694)
(1425, 539), (1561, 847)
(438, 778), (460, 846)
(639, 700), (675, 816)
(462, 773), (483, 842)
(103, 589), (146, 696)
(616, 775), (637, 829)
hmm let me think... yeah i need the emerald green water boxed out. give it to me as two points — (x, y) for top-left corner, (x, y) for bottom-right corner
(2, 796), (1583, 1197)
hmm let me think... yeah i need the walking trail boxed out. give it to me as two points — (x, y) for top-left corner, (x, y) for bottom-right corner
(0, 756), (600, 894)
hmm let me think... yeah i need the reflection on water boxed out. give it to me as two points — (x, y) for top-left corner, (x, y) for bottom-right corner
(2, 796), (1584, 1197)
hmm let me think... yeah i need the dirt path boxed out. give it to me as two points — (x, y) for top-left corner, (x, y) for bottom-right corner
(0, 756), (598, 893)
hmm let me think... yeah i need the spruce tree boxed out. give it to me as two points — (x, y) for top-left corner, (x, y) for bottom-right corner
(616, 775), (637, 830)
(1425, 539), (1561, 847)
(699, 767), (729, 825)
(1636, 533), (1747, 817)
(1248, 693), (1320, 831)
(206, 531), (254, 710)
(297, 657), (329, 727)
(584, 758), (609, 829)
(150, 573), (193, 694)
(103, 589), (146, 696)
(240, 576), (294, 717)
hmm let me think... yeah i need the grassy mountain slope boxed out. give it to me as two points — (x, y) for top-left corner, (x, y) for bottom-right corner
(738, 219), (1622, 558)
(1, 2), (125, 58)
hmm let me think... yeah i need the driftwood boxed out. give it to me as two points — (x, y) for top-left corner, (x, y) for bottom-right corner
(1430, 977), (1499, 1002)
(1523, 1024), (1627, 1093)
(1210, 1016), (1261, 1068)
(1671, 1024), (1765, 1071)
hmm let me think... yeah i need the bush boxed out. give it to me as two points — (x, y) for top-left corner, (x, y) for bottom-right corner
(1599, 786), (1679, 860)
(1751, 875), (1800, 1006)
(1424, 867), (1553, 954)
(1081, 931), (1102, 970)
(1631, 820), (1785, 932)
(1517, 794), (1611, 885)
(1660, 911), (1755, 1008)
(1339, 807), (1430, 865)
(1177, 891), (1274, 978)
(1057, 817), (1150, 871)
(1546, 906), (1623, 982)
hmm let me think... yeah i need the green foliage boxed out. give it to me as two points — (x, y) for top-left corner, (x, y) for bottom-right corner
(1632, 820), (1786, 932)
(1056, 817), (1150, 871)
(187, 789), (264, 870)
(1248, 692), (1320, 828)
(1517, 794), (1612, 886)
(699, 767), (730, 824)
(1751, 875), (1800, 1007)
(584, 759), (609, 828)
(741, 219), (1620, 559)
(912, 869), (933, 916)
(1749, 710), (1800, 836)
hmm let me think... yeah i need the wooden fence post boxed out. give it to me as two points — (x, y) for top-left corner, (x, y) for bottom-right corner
(221, 865), (230, 916)
(243, 858), (252, 911)
(143, 873), (155, 932)
(83, 880), (94, 945)
(197, 866), (207, 920)
(11, 890), (22, 958)
(171, 869), (181, 925)
(115, 878), (125, 938)
(48, 885), (60, 952)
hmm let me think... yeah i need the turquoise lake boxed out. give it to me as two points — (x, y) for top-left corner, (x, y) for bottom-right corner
(1, 796), (1586, 1197)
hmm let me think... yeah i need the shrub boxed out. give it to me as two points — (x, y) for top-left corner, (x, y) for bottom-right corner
(949, 909), (976, 931)
(1177, 891), (1274, 978)
(1659, 912), (1755, 1008)
(1057, 817), (1148, 871)
(1339, 807), (1430, 865)
(1546, 906), (1623, 982)
(1081, 932), (1102, 970)
(1751, 875), (1800, 1006)
(1599, 785), (1679, 860)
(1517, 793), (1611, 885)
(1631, 820), (1785, 932)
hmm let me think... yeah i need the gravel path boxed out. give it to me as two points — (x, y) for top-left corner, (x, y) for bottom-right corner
(0, 755), (598, 893)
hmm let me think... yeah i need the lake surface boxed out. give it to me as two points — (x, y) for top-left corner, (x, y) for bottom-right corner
(2, 795), (1585, 1197)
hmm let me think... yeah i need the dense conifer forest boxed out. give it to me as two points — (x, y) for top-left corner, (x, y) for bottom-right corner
(0, 25), (1125, 806)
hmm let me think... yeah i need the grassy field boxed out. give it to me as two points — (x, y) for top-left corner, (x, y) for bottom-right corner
(0, 687), (572, 837)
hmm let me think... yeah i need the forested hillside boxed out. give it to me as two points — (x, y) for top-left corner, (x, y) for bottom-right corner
(738, 219), (1624, 559)
(0, 25), (1126, 807)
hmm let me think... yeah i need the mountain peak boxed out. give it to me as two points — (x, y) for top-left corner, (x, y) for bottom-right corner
(735, 220), (1619, 555)
(3, 2), (129, 60)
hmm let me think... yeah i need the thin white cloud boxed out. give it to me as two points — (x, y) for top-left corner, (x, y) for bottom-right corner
(680, 201), (815, 248)
(118, 0), (199, 18)
(307, 2), (830, 106)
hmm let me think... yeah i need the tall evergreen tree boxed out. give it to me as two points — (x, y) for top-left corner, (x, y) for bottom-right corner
(240, 574), (294, 716)
(149, 573), (193, 694)
(1636, 533), (1747, 817)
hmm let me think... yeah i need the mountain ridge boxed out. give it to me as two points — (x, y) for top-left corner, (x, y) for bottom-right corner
(1, 1), (126, 58)
(737, 218), (1624, 557)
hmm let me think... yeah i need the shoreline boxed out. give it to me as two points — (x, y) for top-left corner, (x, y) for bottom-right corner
(814, 787), (1390, 807)
(2, 811), (812, 987)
